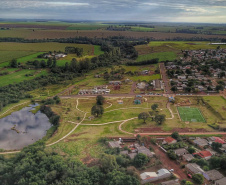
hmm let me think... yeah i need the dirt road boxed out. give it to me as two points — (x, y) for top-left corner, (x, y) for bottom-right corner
(160, 63), (172, 94)
(150, 143), (189, 180)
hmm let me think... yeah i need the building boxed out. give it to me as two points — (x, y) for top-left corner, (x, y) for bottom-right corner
(140, 169), (171, 184)
(162, 137), (177, 145)
(153, 80), (163, 90)
(193, 138), (209, 148)
(109, 81), (122, 85)
(136, 146), (155, 158)
(215, 177), (226, 185)
(137, 82), (148, 90)
(161, 179), (180, 185)
(194, 151), (212, 160)
(204, 170), (224, 182)
(185, 163), (204, 175)
(108, 141), (122, 149)
(140, 172), (158, 184)
(208, 137), (225, 145)
(183, 154), (194, 162)
(174, 148), (188, 157)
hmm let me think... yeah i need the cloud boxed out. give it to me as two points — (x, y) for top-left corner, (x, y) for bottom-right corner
(0, 0), (225, 23)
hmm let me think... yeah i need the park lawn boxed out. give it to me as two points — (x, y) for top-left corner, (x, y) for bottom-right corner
(0, 51), (35, 64)
(0, 69), (48, 87)
(136, 52), (177, 62)
(177, 107), (206, 122)
(202, 96), (226, 120)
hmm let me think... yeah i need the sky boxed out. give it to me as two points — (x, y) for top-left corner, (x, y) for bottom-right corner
(0, 0), (226, 23)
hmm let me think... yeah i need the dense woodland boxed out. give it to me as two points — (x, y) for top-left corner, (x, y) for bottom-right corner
(0, 141), (140, 185)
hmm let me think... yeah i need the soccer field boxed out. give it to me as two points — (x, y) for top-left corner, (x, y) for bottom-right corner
(177, 107), (206, 123)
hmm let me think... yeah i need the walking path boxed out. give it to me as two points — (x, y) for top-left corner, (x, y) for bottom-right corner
(118, 117), (137, 135)
(0, 101), (30, 118)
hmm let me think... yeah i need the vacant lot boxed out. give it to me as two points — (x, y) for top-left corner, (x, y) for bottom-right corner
(203, 96), (226, 120)
(136, 52), (177, 62)
(177, 107), (206, 123)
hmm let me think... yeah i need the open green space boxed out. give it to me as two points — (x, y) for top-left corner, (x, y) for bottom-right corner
(136, 52), (177, 62)
(135, 41), (226, 56)
(0, 69), (48, 87)
(202, 96), (226, 120)
(0, 51), (35, 64)
(177, 107), (206, 123)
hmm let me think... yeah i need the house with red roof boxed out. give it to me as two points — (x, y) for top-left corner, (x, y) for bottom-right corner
(212, 137), (225, 144)
(162, 137), (177, 145)
(193, 151), (213, 160)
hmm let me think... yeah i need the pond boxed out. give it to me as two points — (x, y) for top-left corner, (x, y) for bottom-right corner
(0, 104), (52, 150)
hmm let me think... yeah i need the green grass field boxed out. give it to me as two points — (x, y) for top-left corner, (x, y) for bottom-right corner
(0, 69), (48, 87)
(177, 107), (206, 123)
(135, 41), (226, 56)
(136, 52), (177, 62)
(0, 51), (36, 64)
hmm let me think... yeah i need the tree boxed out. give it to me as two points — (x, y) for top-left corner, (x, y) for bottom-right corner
(171, 86), (178, 93)
(167, 150), (177, 160)
(171, 131), (180, 140)
(99, 154), (118, 173)
(181, 180), (194, 185)
(188, 146), (196, 154)
(154, 114), (166, 125)
(192, 174), (204, 185)
(91, 105), (104, 117)
(9, 59), (18, 68)
(106, 170), (140, 185)
(148, 111), (155, 121)
(151, 104), (158, 111)
(133, 153), (149, 167)
(138, 112), (149, 123)
(209, 156), (221, 169)
(96, 95), (105, 105)
(212, 142), (222, 151)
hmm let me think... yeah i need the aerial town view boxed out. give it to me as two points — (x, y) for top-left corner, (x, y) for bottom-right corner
(0, 0), (226, 185)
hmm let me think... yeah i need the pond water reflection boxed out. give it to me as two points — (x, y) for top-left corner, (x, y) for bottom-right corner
(0, 104), (51, 150)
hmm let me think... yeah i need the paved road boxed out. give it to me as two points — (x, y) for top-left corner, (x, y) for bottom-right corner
(135, 132), (226, 136)
(160, 62), (172, 94)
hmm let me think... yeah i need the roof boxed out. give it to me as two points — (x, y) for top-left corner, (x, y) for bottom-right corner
(137, 146), (154, 157)
(194, 151), (212, 158)
(108, 141), (122, 148)
(215, 177), (226, 185)
(140, 172), (158, 180)
(174, 148), (188, 155)
(161, 179), (180, 185)
(206, 170), (224, 181)
(193, 138), (208, 146)
(213, 137), (225, 144)
(183, 154), (194, 161)
(127, 153), (137, 159)
(185, 163), (204, 174)
(157, 169), (171, 177)
(164, 137), (176, 144)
